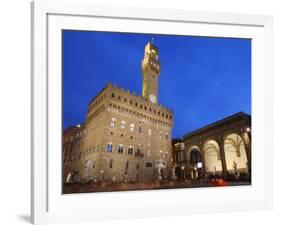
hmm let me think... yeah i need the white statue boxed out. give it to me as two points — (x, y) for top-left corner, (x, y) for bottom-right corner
(156, 159), (166, 180)
(66, 172), (72, 183)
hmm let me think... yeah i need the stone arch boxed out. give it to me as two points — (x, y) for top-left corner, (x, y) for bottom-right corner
(189, 147), (202, 165)
(241, 131), (251, 146)
(186, 145), (203, 179)
(224, 133), (248, 175)
(186, 145), (201, 161)
(203, 139), (222, 175)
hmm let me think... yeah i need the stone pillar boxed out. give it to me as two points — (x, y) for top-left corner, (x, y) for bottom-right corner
(245, 144), (251, 176)
(241, 131), (251, 177)
(200, 148), (206, 178)
(217, 137), (228, 179)
(185, 147), (191, 179)
(186, 163), (191, 180)
(194, 142), (203, 178)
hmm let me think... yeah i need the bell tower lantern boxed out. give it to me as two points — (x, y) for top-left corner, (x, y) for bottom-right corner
(141, 39), (160, 104)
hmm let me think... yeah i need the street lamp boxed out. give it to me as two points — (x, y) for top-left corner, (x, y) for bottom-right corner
(246, 127), (251, 132)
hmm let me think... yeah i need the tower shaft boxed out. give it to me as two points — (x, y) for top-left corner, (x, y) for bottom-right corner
(141, 41), (160, 104)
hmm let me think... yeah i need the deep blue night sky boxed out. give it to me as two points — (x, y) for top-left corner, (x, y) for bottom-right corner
(63, 30), (251, 138)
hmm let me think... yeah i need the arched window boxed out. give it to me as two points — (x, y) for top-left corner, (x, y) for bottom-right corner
(139, 127), (142, 134)
(121, 120), (126, 129)
(128, 146), (134, 155)
(148, 150), (151, 157)
(130, 123), (135, 132)
(117, 144), (124, 154)
(148, 129), (152, 136)
(110, 118), (116, 127)
(165, 132), (169, 139)
(106, 143), (113, 153)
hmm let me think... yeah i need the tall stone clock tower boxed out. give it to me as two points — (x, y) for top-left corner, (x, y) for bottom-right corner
(141, 39), (160, 104)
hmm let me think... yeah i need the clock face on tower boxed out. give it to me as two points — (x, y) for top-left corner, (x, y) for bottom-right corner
(149, 94), (156, 103)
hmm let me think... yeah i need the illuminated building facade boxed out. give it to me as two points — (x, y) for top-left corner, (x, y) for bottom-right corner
(63, 41), (174, 183)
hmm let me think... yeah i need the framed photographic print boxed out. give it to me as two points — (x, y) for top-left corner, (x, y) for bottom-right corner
(31, 1), (273, 224)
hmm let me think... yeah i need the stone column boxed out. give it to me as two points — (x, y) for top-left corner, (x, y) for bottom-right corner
(200, 147), (206, 178)
(245, 144), (251, 176)
(193, 142), (204, 179)
(186, 164), (191, 180)
(185, 146), (191, 179)
(241, 131), (251, 177)
(217, 137), (228, 179)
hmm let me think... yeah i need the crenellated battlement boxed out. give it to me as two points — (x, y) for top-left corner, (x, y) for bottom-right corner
(87, 82), (173, 124)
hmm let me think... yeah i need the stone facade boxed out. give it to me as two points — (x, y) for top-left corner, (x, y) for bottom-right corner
(63, 41), (174, 183)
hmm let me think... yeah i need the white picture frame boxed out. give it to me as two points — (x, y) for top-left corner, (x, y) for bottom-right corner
(31, 1), (273, 224)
